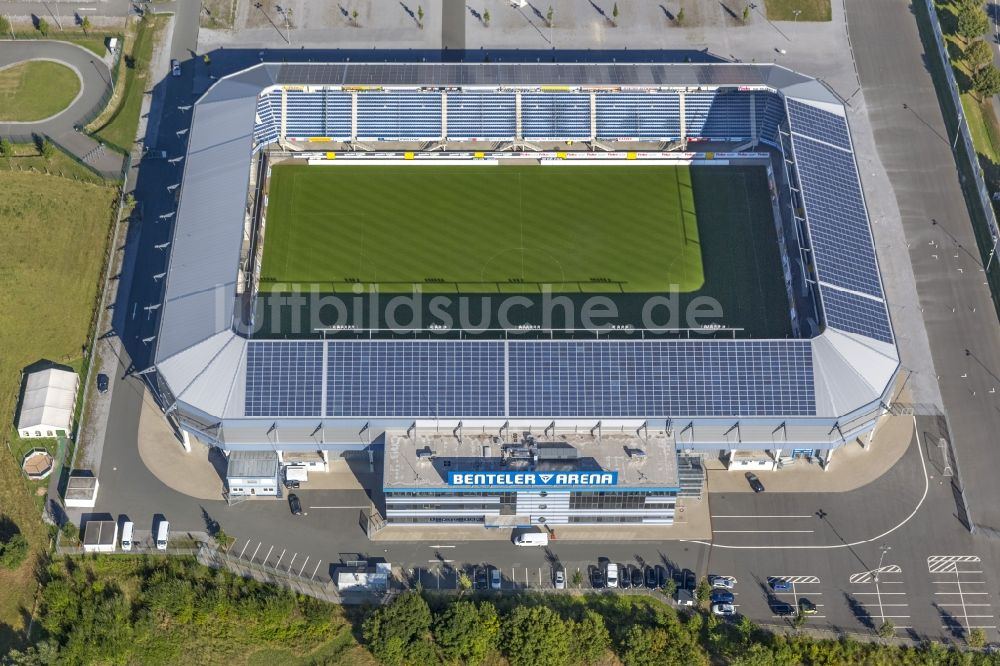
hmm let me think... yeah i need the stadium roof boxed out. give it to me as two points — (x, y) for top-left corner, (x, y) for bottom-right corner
(153, 62), (897, 448)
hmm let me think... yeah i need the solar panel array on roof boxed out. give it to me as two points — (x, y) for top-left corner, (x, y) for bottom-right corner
(786, 99), (851, 151)
(327, 341), (505, 417)
(509, 341), (815, 417)
(245, 342), (323, 417)
(820, 288), (893, 344)
(756, 92), (785, 146)
(791, 134), (883, 297)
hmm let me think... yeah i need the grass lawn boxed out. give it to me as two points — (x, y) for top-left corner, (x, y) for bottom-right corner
(764, 0), (832, 21)
(260, 164), (704, 294)
(2, 31), (116, 58)
(0, 171), (117, 652)
(0, 142), (107, 184)
(92, 15), (166, 153)
(0, 61), (80, 122)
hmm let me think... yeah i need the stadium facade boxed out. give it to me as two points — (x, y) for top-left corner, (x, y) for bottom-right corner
(152, 62), (898, 528)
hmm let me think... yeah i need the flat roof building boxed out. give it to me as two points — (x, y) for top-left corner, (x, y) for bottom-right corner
(17, 367), (78, 439)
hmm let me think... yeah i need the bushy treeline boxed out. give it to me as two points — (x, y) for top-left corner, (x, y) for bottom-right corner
(362, 591), (1000, 666)
(2, 556), (349, 665)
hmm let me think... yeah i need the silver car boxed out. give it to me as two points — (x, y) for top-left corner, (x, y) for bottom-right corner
(554, 568), (565, 589)
(709, 575), (735, 590)
(490, 568), (501, 591)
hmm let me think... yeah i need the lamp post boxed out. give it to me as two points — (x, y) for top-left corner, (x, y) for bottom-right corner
(873, 544), (891, 584)
(793, 9), (801, 21)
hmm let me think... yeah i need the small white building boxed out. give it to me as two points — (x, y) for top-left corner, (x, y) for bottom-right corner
(65, 474), (99, 508)
(336, 562), (391, 592)
(226, 450), (279, 497)
(82, 520), (117, 553)
(17, 368), (79, 439)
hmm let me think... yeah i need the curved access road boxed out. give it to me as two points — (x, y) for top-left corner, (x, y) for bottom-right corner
(0, 40), (122, 177)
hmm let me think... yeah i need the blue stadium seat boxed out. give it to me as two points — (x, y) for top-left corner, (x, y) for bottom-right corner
(521, 92), (591, 140)
(596, 92), (680, 140)
(446, 92), (516, 140)
(357, 91), (442, 140)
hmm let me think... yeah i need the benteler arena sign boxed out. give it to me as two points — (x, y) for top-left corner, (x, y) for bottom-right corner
(447, 472), (618, 487)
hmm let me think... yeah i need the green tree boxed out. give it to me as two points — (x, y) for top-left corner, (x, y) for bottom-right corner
(0, 137), (13, 158)
(736, 615), (755, 645)
(969, 627), (987, 648)
(966, 38), (993, 73)
(662, 577), (677, 599)
(60, 521), (78, 544)
(213, 528), (234, 549)
(362, 590), (432, 666)
(483, 8), (490, 26)
(568, 610), (610, 664)
(434, 600), (500, 664)
(742, 5), (750, 22)
(0, 15), (11, 37)
(676, 8), (685, 25)
(973, 64), (1000, 99)
(40, 138), (55, 160)
(547, 5), (554, 27)
(37, 17), (49, 35)
(612, 2), (619, 24)
(572, 568), (583, 588)
(417, 4), (424, 27)
(0, 533), (29, 569)
(457, 571), (472, 592)
(81, 16), (91, 34)
(503, 605), (571, 666)
(351, 8), (359, 25)
(621, 626), (669, 666)
(877, 620), (895, 640)
(792, 611), (807, 628)
(958, 5), (990, 43)
(3, 638), (61, 664)
(695, 577), (712, 605)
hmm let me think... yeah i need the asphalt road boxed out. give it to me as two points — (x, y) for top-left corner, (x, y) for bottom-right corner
(0, 39), (123, 174)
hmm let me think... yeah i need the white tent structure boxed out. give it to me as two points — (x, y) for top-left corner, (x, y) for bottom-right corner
(17, 368), (79, 438)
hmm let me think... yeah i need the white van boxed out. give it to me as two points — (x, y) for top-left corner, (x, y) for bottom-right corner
(606, 562), (619, 588)
(155, 521), (169, 550)
(513, 532), (549, 547)
(120, 521), (134, 551)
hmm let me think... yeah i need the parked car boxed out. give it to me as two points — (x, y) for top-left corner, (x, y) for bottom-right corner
(709, 575), (735, 589)
(683, 569), (696, 591)
(171, 59), (181, 76)
(474, 568), (488, 590)
(656, 565), (668, 589)
(490, 567), (501, 591)
(745, 472), (765, 493)
(711, 590), (735, 605)
(284, 478), (300, 489)
(287, 493), (303, 515)
(591, 568), (604, 589)
(799, 598), (818, 615)
(672, 568), (684, 589)
(96, 373), (109, 394)
(645, 566), (657, 589)
(554, 567), (565, 589)
(631, 566), (643, 589)
(769, 579), (792, 592)
(711, 603), (736, 617)
(620, 565), (632, 589)
(605, 562), (619, 589)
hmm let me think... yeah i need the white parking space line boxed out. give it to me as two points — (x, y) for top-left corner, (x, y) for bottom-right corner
(928, 555), (995, 636)
(713, 530), (814, 534)
(847, 564), (909, 630)
(711, 515), (814, 519)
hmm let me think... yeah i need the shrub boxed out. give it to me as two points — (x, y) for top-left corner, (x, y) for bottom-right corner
(0, 533), (29, 569)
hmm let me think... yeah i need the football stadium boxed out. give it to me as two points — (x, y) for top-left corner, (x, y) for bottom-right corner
(152, 62), (899, 529)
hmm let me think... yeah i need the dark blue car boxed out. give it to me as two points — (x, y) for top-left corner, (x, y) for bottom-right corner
(711, 590), (735, 604)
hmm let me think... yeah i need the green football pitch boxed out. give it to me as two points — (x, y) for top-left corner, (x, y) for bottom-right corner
(259, 164), (703, 294)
